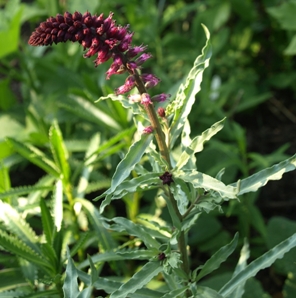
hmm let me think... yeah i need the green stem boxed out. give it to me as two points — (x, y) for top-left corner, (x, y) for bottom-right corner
(132, 70), (190, 277)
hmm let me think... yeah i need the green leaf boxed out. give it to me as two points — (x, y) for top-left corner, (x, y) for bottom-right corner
(96, 134), (153, 212)
(160, 287), (188, 298)
(0, 229), (52, 274)
(78, 249), (156, 270)
(219, 233), (296, 296)
(70, 232), (90, 259)
(0, 185), (53, 200)
(227, 239), (250, 298)
(195, 233), (238, 282)
(76, 133), (101, 199)
(174, 170), (237, 199)
(110, 261), (162, 298)
(190, 285), (224, 298)
(5, 137), (60, 178)
(0, 5), (22, 58)
(75, 198), (116, 251)
(49, 121), (70, 183)
(176, 118), (225, 170)
(232, 154), (296, 195)
(107, 217), (161, 249)
(168, 24), (212, 148)
(0, 268), (28, 292)
(0, 201), (41, 254)
(40, 197), (54, 245)
(63, 247), (79, 298)
(61, 95), (121, 131)
(284, 34), (296, 55)
(267, 2), (296, 30)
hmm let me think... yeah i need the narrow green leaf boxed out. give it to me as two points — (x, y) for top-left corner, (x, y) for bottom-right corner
(63, 247), (79, 298)
(0, 230), (52, 273)
(78, 249), (156, 270)
(191, 286), (224, 298)
(160, 287), (188, 298)
(196, 233), (238, 282)
(168, 24), (212, 148)
(0, 201), (41, 254)
(77, 133), (100, 198)
(49, 121), (70, 183)
(175, 170), (237, 199)
(40, 197), (54, 245)
(110, 261), (162, 298)
(219, 233), (296, 296)
(0, 185), (53, 200)
(232, 153), (296, 195)
(89, 276), (164, 297)
(0, 268), (27, 292)
(87, 254), (99, 285)
(96, 134), (153, 212)
(0, 163), (10, 195)
(63, 95), (121, 131)
(70, 232), (90, 258)
(108, 217), (161, 249)
(75, 198), (116, 251)
(176, 118), (226, 170)
(227, 239), (250, 298)
(5, 137), (60, 178)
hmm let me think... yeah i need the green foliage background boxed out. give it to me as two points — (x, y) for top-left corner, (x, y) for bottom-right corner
(1, 0), (296, 297)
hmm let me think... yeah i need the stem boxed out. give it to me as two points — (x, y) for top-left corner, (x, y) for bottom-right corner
(131, 70), (190, 276)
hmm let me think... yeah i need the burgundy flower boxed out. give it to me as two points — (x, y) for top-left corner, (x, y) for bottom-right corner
(157, 107), (166, 118)
(141, 74), (160, 89)
(115, 75), (136, 95)
(141, 93), (152, 106)
(151, 93), (171, 103)
(143, 126), (154, 134)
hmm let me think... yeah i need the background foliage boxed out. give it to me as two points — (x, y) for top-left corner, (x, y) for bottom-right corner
(1, 0), (296, 297)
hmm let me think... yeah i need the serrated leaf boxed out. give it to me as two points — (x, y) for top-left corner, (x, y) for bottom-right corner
(0, 201), (41, 254)
(110, 261), (162, 298)
(49, 121), (70, 183)
(176, 118), (226, 170)
(168, 24), (212, 148)
(0, 229), (52, 274)
(0, 185), (53, 200)
(63, 248), (79, 298)
(219, 233), (296, 296)
(95, 134), (153, 212)
(232, 154), (296, 195)
(174, 170), (237, 199)
(5, 137), (60, 178)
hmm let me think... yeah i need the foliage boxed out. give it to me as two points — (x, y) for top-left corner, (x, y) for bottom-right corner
(1, 0), (296, 297)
